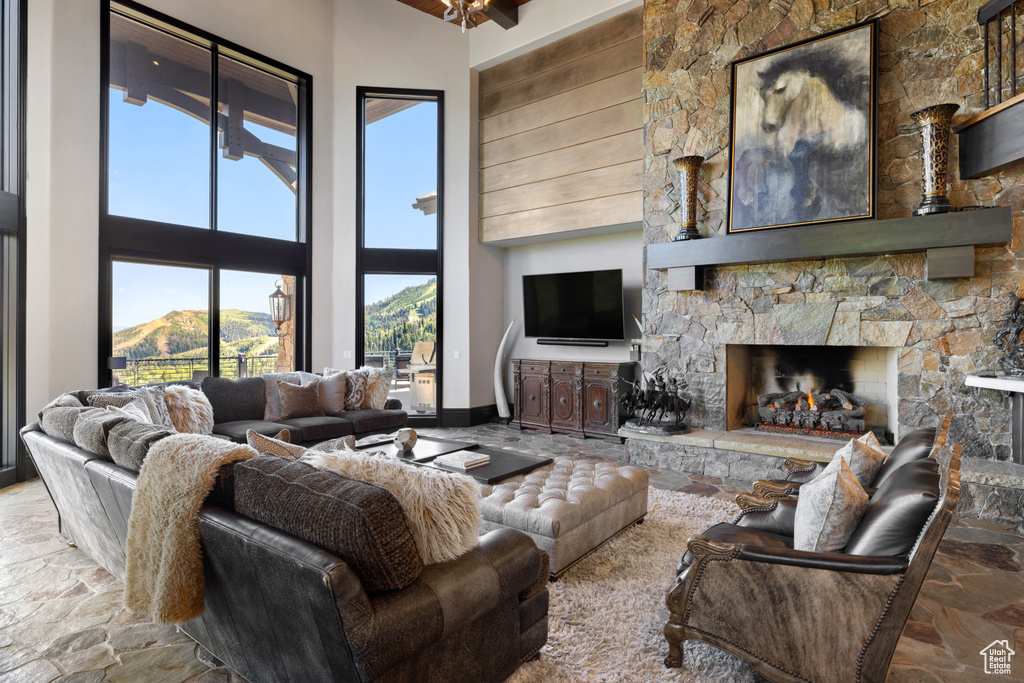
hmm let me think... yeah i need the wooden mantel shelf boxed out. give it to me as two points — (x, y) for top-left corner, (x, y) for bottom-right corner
(646, 206), (1012, 290)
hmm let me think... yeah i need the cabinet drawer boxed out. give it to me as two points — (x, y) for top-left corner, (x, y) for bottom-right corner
(584, 364), (618, 378)
(519, 362), (550, 375)
(551, 362), (581, 376)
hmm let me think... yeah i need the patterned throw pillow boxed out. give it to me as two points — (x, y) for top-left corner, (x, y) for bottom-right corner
(138, 385), (176, 431)
(88, 392), (148, 414)
(318, 371), (348, 415)
(795, 457), (869, 552)
(858, 431), (884, 453)
(823, 437), (887, 489)
(362, 367), (395, 410)
(279, 379), (324, 420)
(344, 372), (367, 411)
(246, 429), (306, 459)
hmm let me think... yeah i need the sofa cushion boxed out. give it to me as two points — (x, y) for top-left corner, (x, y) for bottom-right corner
(234, 455), (424, 592)
(107, 420), (173, 472)
(844, 459), (940, 558)
(40, 406), (92, 443)
(279, 379), (325, 420)
(202, 376), (266, 424)
(72, 408), (131, 460)
(278, 416), (353, 442)
(872, 427), (936, 488)
(71, 385), (133, 407)
(339, 409), (407, 433)
(213, 419), (298, 443)
(794, 457), (869, 553)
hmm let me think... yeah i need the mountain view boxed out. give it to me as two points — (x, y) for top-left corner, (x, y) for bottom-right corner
(112, 309), (278, 360)
(365, 278), (437, 353)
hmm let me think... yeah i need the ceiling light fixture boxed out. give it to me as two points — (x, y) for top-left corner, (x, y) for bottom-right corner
(441, 0), (491, 32)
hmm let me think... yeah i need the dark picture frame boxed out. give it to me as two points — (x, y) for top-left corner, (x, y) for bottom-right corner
(727, 22), (877, 234)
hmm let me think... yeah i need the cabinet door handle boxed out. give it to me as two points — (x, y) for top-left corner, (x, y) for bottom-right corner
(559, 397), (568, 405)
(529, 395), (536, 401)
(593, 399), (602, 409)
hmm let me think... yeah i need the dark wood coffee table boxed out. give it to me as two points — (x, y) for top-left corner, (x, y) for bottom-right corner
(356, 435), (552, 484)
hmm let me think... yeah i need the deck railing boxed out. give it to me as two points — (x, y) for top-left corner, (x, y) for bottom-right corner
(980, 0), (1023, 108)
(116, 355), (278, 386)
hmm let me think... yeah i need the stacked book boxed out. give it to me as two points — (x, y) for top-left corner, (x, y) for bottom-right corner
(434, 450), (490, 470)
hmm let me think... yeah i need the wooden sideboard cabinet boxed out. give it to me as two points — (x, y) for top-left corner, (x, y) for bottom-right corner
(513, 360), (634, 438)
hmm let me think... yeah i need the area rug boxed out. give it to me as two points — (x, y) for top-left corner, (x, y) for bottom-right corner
(510, 487), (768, 683)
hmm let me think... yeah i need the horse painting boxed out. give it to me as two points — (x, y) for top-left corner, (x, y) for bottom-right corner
(729, 24), (875, 232)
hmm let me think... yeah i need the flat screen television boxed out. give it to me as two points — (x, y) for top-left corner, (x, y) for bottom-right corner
(523, 269), (625, 342)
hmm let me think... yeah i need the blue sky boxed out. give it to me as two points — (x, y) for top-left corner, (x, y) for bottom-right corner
(108, 90), (438, 328)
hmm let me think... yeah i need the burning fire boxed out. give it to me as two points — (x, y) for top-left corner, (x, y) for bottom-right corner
(808, 393), (816, 410)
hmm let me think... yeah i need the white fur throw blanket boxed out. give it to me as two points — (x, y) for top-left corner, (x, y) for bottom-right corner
(124, 434), (257, 624)
(301, 451), (481, 565)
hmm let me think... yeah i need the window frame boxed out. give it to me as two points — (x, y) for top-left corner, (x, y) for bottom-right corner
(99, 0), (313, 387)
(1, 0), (27, 488)
(355, 86), (444, 427)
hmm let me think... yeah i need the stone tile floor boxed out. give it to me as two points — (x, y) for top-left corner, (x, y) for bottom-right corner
(0, 423), (1020, 682)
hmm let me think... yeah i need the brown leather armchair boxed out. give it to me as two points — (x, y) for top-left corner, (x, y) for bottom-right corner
(664, 431), (960, 683)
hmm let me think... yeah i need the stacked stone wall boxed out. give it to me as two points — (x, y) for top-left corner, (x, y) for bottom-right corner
(642, 0), (1024, 462)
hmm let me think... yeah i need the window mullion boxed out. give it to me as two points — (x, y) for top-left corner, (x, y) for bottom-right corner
(210, 267), (220, 378)
(209, 43), (218, 233)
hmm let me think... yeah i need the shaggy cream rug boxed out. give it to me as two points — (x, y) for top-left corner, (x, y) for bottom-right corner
(511, 487), (768, 683)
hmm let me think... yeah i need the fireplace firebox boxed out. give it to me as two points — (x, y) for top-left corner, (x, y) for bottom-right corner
(727, 345), (898, 444)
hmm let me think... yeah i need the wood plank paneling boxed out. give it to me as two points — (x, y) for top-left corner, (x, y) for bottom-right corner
(481, 130), (642, 193)
(481, 67), (641, 144)
(478, 7), (643, 244)
(480, 191), (643, 243)
(481, 160), (642, 218)
(481, 99), (642, 168)
(481, 37), (641, 118)
(479, 8), (642, 94)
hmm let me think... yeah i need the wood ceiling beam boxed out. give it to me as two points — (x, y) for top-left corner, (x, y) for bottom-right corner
(483, 0), (518, 29)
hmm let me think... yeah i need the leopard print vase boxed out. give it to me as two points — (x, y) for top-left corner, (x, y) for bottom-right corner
(911, 103), (959, 216)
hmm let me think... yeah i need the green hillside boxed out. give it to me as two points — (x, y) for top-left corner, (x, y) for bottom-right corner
(113, 309), (278, 360)
(365, 279), (437, 353)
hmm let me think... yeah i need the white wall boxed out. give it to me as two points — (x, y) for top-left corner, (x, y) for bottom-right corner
(469, 0), (643, 70)
(502, 230), (644, 366)
(25, 0), (335, 415)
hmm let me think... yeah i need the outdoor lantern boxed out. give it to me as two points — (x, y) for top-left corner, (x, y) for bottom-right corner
(269, 279), (291, 332)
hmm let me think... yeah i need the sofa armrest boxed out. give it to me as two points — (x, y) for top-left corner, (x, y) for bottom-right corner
(384, 398), (403, 411)
(734, 544), (909, 575)
(734, 495), (797, 537)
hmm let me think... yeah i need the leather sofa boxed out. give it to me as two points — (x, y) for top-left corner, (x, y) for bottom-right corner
(21, 422), (549, 683)
(664, 417), (960, 682)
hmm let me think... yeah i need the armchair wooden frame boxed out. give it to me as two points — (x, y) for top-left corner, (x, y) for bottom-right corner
(664, 428), (959, 683)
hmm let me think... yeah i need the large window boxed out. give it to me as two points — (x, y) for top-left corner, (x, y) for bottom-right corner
(1, 0), (25, 487)
(357, 89), (442, 424)
(101, 2), (311, 387)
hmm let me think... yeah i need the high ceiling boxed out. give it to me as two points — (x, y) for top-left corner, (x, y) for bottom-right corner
(395, 0), (532, 29)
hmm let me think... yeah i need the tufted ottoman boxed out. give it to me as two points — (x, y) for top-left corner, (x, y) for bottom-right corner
(478, 456), (649, 578)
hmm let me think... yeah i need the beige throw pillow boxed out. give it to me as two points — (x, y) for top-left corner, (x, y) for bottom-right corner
(795, 457), (869, 552)
(318, 371), (348, 415)
(825, 437), (886, 489)
(246, 429), (305, 459)
(106, 398), (153, 425)
(278, 379), (324, 420)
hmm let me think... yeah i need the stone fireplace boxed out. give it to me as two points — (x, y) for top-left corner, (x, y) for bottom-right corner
(726, 345), (899, 443)
(633, 0), (1024, 528)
